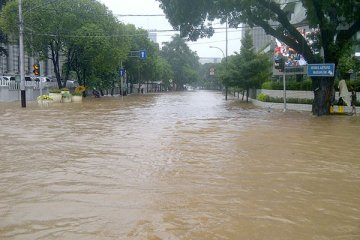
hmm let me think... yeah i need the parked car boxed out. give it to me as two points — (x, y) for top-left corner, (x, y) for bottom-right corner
(33, 76), (56, 82)
(1, 76), (13, 81)
(62, 80), (79, 88)
(2, 76), (35, 81)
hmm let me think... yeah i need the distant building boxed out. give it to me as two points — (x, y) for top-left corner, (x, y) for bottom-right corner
(199, 57), (222, 65)
(148, 31), (157, 43)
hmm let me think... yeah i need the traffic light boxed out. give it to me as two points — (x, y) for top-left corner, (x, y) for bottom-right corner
(33, 64), (40, 76)
(274, 57), (285, 72)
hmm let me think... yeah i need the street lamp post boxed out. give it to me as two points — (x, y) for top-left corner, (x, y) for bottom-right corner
(209, 46), (228, 100)
(209, 46), (225, 59)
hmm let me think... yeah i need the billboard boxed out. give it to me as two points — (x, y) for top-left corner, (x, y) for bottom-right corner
(273, 27), (320, 76)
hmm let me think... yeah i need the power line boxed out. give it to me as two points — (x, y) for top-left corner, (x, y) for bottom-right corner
(187, 37), (242, 46)
(116, 14), (165, 17)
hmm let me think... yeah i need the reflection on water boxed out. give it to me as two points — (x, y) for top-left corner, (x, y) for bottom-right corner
(0, 91), (359, 240)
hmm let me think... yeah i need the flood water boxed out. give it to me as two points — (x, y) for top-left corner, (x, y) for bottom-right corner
(0, 91), (360, 240)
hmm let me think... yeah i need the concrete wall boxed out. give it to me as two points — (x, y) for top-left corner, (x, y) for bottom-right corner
(257, 89), (359, 101)
(258, 89), (314, 99)
(0, 86), (46, 102)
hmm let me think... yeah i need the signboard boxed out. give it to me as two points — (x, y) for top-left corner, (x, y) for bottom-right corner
(209, 68), (215, 76)
(139, 50), (147, 60)
(307, 63), (335, 77)
(272, 27), (321, 76)
(273, 65), (306, 76)
(284, 66), (306, 75)
(119, 68), (126, 77)
(15, 75), (21, 82)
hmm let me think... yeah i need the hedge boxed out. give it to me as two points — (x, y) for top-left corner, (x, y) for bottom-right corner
(262, 79), (360, 91)
(256, 93), (360, 106)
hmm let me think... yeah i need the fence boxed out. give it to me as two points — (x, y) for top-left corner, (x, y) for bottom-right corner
(0, 80), (58, 102)
(0, 79), (58, 90)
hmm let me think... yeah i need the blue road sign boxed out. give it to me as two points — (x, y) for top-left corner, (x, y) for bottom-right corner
(307, 63), (335, 77)
(139, 50), (147, 60)
(119, 68), (126, 77)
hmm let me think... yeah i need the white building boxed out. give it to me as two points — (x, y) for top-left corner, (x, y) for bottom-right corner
(0, 41), (57, 77)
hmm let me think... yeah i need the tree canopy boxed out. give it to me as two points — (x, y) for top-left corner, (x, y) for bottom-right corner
(157, 0), (360, 115)
(0, 0), (169, 93)
(160, 35), (200, 90)
(0, 0), (8, 56)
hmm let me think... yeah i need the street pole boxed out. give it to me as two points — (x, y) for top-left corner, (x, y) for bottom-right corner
(19, 0), (26, 108)
(120, 61), (123, 100)
(209, 46), (226, 99)
(225, 17), (228, 101)
(283, 71), (287, 112)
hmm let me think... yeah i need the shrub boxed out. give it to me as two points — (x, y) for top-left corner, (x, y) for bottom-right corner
(72, 92), (82, 96)
(62, 92), (71, 98)
(37, 95), (53, 100)
(49, 88), (61, 93)
(74, 85), (86, 95)
(265, 96), (314, 104)
(262, 78), (313, 91)
(261, 80), (283, 90)
(257, 93), (270, 102)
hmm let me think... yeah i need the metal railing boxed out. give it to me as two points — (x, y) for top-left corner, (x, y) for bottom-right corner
(0, 80), (58, 90)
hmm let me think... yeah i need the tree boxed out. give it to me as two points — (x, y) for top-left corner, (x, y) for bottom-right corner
(0, 0), (8, 56)
(64, 18), (130, 94)
(224, 30), (271, 101)
(160, 35), (200, 90)
(157, 0), (360, 115)
(154, 56), (174, 90)
(198, 63), (222, 90)
(0, 0), (123, 88)
(337, 51), (358, 80)
(123, 25), (160, 92)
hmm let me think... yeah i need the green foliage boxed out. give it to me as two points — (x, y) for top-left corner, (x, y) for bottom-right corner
(154, 56), (174, 88)
(220, 31), (271, 91)
(0, 0), (159, 92)
(37, 95), (53, 100)
(1, 0), (126, 88)
(61, 92), (71, 98)
(160, 35), (200, 90)
(158, 0), (359, 115)
(49, 88), (61, 93)
(198, 63), (222, 90)
(0, 0), (7, 56)
(336, 79), (360, 92)
(72, 92), (82, 96)
(257, 94), (314, 104)
(256, 93), (270, 102)
(337, 53), (359, 79)
(262, 79), (312, 91)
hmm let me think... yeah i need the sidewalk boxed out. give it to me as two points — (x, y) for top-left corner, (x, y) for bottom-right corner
(250, 98), (312, 111)
(250, 98), (359, 114)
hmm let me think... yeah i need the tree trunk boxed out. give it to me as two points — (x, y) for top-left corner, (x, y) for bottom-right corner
(312, 77), (334, 116)
(50, 42), (62, 88)
(225, 85), (228, 100)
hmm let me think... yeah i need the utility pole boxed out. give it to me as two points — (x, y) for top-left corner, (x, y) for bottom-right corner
(18, 0), (26, 107)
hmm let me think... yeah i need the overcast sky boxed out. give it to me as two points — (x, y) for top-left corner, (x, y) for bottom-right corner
(97, 0), (242, 59)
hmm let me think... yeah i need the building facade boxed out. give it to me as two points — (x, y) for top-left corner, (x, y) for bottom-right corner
(0, 41), (58, 78)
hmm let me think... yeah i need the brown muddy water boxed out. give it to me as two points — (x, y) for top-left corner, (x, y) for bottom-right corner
(0, 91), (359, 240)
